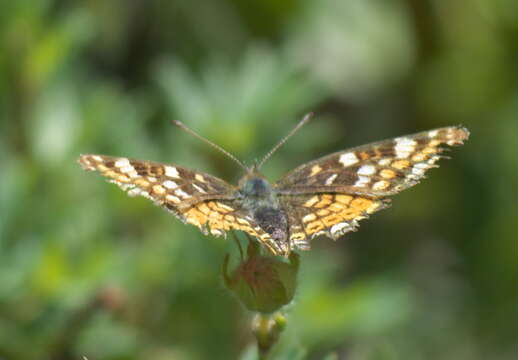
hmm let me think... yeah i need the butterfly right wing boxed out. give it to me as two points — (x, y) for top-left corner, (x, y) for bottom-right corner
(274, 126), (469, 251)
(275, 126), (469, 196)
(281, 193), (389, 251)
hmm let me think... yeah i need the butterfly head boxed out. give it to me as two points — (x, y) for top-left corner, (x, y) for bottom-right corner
(239, 171), (272, 199)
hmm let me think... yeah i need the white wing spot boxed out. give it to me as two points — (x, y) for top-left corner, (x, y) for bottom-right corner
(215, 202), (234, 212)
(163, 180), (178, 189)
(354, 176), (371, 187)
(325, 174), (338, 185)
(165, 166), (180, 178)
(175, 188), (191, 199)
(411, 163), (429, 176)
(120, 165), (139, 178)
(372, 180), (390, 191)
(331, 222), (350, 235)
(310, 165), (323, 176)
(358, 165), (376, 175)
(429, 155), (440, 164)
(119, 165), (134, 173)
(192, 183), (207, 193)
(92, 155), (103, 162)
(127, 188), (141, 197)
(195, 174), (206, 183)
(428, 130), (439, 138)
(378, 158), (391, 166)
(166, 194), (181, 204)
(302, 213), (317, 223)
(395, 138), (417, 159)
(153, 185), (166, 195)
(115, 158), (131, 168)
(143, 192), (154, 200)
(339, 152), (359, 167)
(210, 228), (224, 236)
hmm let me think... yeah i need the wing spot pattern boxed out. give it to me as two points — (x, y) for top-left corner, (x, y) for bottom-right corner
(174, 189), (191, 199)
(134, 178), (150, 188)
(303, 196), (320, 208)
(195, 174), (206, 183)
(115, 158), (130, 168)
(394, 138), (417, 159)
(302, 213), (317, 223)
(411, 153), (427, 162)
(152, 185), (166, 195)
(373, 180), (390, 191)
(310, 165), (323, 176)
(391, 159), (411, 170)
(325, 174), (338, 185)
(299, 194), (379, 236)
(163, 180), (178, 189)
(380, 169), (397, 179)
(358, 165), (376, 175)
(354, 176), (371, 187)
(322, 214), (341, 227)
(339, 152), (359, 167)
(317, 209), (330, 217)
(192, 183), (207, 193)
(165, 194), (181, 204)
(315, 194), (333, 208)
(336, 195), (353, 204)
(164, 166), (180, 178)
(197, 203), (211, 215)
(306, 221), (325, 234)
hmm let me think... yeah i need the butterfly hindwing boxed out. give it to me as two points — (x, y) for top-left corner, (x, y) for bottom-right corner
(179, 200), (283, 254)
(281, 193), (389, 250)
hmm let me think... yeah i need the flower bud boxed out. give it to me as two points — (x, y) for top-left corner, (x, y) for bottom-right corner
(223, 241), (299, 313)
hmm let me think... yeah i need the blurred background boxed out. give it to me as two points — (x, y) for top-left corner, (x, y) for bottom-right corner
(1, 0), (518, 359)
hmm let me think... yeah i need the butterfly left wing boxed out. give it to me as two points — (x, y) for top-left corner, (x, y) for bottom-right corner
(274, 126), (469, 250)
(79, 154), (282, 252)
(79, 154), (234, 207)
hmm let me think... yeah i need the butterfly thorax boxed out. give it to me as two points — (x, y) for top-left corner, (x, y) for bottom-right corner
(238, 174), (290, 255)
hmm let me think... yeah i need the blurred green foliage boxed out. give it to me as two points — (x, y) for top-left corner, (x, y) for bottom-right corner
(1, 0), (518, 359)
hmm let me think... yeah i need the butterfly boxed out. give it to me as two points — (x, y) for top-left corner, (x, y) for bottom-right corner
(78, 114), (469, 257)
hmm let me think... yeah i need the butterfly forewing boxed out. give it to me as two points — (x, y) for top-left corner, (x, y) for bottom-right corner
(79, 154), (235, 218)
(274, 126), (469, 196)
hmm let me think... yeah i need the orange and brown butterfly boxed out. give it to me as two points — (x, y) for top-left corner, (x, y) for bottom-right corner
(78, 114), (469, 257)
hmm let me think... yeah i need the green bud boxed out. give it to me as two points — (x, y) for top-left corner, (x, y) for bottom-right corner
(223, 241), (299, 313)
(252, 312), (286, 357)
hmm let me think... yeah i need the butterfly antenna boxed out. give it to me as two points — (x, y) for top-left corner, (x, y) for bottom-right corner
(172, 120), (248, 172)
(257, 112), (314, 169)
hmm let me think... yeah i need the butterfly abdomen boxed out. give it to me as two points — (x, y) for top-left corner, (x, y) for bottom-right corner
(237, 176), (290, 254)
(253, 206), (289, 254)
